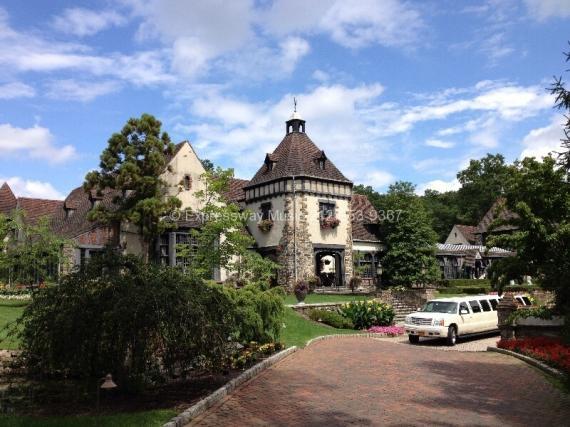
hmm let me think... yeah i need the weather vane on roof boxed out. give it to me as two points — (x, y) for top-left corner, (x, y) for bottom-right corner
(293, 97), (297, 112)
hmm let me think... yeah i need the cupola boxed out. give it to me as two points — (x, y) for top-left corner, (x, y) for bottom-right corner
(285, 98), (306, 134)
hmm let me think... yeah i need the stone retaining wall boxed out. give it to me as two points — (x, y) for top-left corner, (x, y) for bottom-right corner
(288, 302), (344, 316)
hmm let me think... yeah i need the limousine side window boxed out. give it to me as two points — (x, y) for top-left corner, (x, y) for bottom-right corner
(459, 302), (470, 314)
(480, 299), (492, 312)
(489, 299), (499, 311)
(522, 296), (532, 306)
(516, 297), (524, 305)
(469, 300), (482, 313)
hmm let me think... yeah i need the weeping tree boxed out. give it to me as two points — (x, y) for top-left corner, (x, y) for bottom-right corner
(84, 114), (181, 262)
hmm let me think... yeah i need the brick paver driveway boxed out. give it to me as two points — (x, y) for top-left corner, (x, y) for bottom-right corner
(190, 337), (570, 426)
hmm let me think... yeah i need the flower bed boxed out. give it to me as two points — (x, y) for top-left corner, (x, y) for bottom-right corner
(231, 342), (284, 370)
(340, 300), (395, 329)
(367, 326), (405, 336)
(498, 337), (570, 375)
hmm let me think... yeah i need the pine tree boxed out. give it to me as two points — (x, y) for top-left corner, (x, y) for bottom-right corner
(84, 114), (181, 262)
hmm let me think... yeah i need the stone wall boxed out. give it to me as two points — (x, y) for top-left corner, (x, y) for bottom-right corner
(378, 288), (436, 308)
(288, 302), (344, 316)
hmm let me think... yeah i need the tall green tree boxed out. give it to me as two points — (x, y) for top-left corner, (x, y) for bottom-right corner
(488, 157), (570, 311)
(421, 189), (462, 242)
(381, 182), (440, 287)
(456, 153), (510, 224)
(549, 42), (570, 169)
(84, 114), (181, 262)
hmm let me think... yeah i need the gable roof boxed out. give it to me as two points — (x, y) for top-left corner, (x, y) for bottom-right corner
(476, 198), (518, 235)
(17, 197), (63, 225)
(0, 183), (17, 216)
(52, 186), (120, 238)
(247, 131), (352, 187)
(454, 224), (478, 244)
(351, 194), (381, 242)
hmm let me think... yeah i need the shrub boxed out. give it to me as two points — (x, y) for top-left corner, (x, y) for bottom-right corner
(439, 286), (489, 295)
(506, 306), (558, 325)
(11, 252), (284, 391)
(308, 309), (354, 329)
(307, 276), (321, 292)
(294, 280), (309, 302)
(340, 300), (395, 329)
(445, 279), (491, 288)
(223, 282), (285, 344)
(349, 276), (362, 292)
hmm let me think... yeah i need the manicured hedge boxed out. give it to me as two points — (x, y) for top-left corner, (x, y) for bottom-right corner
(441, 279), (492, 288)
(308, 309), (354, 329)
(439, 286), (490, 295)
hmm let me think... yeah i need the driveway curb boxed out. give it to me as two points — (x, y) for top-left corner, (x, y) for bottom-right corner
(487, 346), (566, 380)
(163, 346), (298, 427)
(306, 333), (400, 347)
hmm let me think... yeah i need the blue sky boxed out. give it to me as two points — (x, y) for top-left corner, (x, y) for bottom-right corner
(0, 0), (569, 200)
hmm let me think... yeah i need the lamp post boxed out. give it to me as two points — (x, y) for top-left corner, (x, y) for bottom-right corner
(96, 373), (118, 412)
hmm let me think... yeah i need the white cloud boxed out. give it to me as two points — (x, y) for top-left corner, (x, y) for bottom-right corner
(520, 116), (566, 160)
(263, 0), (425, 49)
(425, 139), (454, 149)
(362, 170), (395, 189)
(51, 8), (126, 37)
(1, 177), (64, 200)
(0, 123), (75, 163)
(45, 79), (121, 102)
(0, 8), (173, 87)
(0, 81), (35, 99)
(416, 178), (461, 195)
(524, 0), (570, 20)
(173, 83), (386, 182)
(383, 83), (553, 136)
(320, 0), (424, 49)
(219, 36), (310, 80)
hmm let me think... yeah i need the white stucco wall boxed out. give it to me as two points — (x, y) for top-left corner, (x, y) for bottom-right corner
(444, 225), (470, 245)
(353, 241), (383, 253)
(245, 196), (286, 248)
(305, 195), (350, 246)
(161, 142), (207, 211)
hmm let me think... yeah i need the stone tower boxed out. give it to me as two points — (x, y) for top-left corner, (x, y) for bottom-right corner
(243, 110), (353, 289)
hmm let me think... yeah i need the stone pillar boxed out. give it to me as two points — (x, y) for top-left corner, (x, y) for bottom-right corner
(497, 293), (518, 340)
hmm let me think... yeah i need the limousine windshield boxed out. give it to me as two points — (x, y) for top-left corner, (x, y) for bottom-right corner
(420, 301), (458, 314)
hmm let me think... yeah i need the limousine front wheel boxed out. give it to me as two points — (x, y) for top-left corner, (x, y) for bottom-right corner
(446, 326), (457, 346)
(408, 334), (420, 344)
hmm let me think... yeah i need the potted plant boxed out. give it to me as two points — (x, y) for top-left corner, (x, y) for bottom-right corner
(320, 216), (340, 229)
(349, 276), (362, 293)
(294, 280), (309, 304)
(257, 219), (274, 232)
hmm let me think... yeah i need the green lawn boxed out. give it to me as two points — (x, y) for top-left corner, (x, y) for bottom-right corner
(284, 293), (371, 305)
(280, 307), (356, 348)
(0, 409), (177, 427)
(0, 298), (27, 349)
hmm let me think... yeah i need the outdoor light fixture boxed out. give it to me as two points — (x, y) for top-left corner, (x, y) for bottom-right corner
(96, 373), (118, 411)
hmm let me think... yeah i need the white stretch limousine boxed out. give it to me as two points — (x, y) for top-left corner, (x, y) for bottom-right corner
(404, 294), (532, 346)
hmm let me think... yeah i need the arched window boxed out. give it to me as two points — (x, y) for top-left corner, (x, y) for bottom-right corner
(183, 175), (192, 190)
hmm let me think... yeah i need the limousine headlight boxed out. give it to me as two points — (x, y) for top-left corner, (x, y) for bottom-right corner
(432, 319), (445, 327)
(405, 316), (411, 324)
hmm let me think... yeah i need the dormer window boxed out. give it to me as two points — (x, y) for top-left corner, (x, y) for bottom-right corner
(264, 153), (277, 172)
(183, 174), (192, 190)
(315, 150), (327, 170)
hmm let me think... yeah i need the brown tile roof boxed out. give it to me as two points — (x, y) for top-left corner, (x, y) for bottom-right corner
(351, 194), (381, 242)
(17, 197), (63, 225)
(454, 224), (478, 244)
(0, 183), (17, 216)
(476, 198), (518, 235)
(223, 178), (248, 204)
(247, 131), (352, 187)
(52, 186), (120, 238)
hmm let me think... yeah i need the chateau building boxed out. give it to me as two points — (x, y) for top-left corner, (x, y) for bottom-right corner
(0, 111), (383, 290)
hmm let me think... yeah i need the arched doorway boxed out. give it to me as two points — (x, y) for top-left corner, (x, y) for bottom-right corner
(315, 249), (344, 288)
